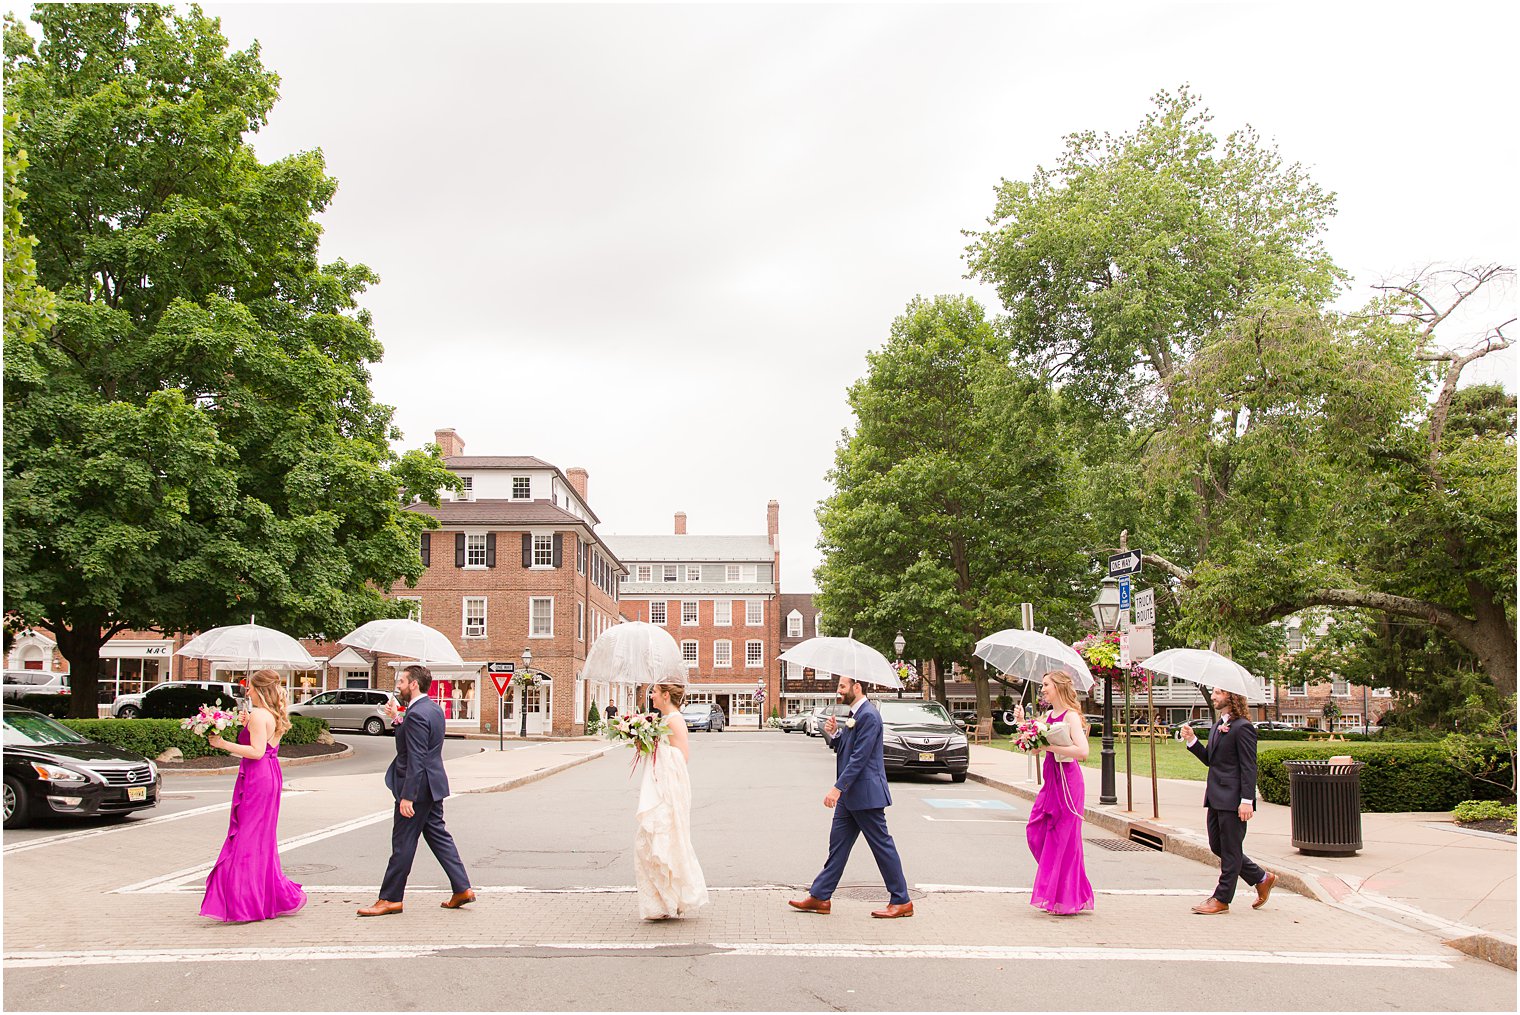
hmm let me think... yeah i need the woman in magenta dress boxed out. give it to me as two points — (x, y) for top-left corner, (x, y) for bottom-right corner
(200, 669), (307, 922)
(1019, 670), (1094, 915)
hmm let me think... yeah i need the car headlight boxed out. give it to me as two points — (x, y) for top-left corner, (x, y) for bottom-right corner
(147, 760), (159, 781)
(883, 732), (906, 748)
(31, 762), (89, 784)
(949, 735), (969, 749)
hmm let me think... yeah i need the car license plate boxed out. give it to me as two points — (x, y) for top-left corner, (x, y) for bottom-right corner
(127, 786), (147, 801)
(918, 752), (935, 762)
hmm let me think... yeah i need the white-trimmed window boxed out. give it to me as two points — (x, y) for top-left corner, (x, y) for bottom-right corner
(815, 613), (824, 637)
(533, 534), (554, 567)
(396, 597), (422, 622)
(1289, 682), (1308, 696)
(745, 640), (764, 668)
(686, 565), (701, 582)
(530, 597), (554, 637)
(725, 565), (740, 582)
(746, 600), (764, 626)
(577, 602), (585, 641)
(460, 476), (474, 502)
(463, 597), (487, 638)
(465, 533), (487, 568)
(1331, 679), (1349, 697)
(787, 611), (803, 638)
(682, 600), (699, 626)
(714, 641), (732, 667)
(740, 564), (758, 582)
(512, 476), (531, 500)
(681, 640), (699, 667)
(649, 601), (667, 625)
(662, 564), (678, 583)
(786, 660), (802, 681)
(637, 565), (652, 583)
(714, 600), (732, 626)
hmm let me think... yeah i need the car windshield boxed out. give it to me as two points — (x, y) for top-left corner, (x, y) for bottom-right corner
(877, 700), (953, 725)
(2, 710), (89, 745)
(679, 704), (707, 715)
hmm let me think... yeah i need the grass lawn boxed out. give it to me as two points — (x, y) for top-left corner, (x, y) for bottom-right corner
(984, 735), (1316, 782)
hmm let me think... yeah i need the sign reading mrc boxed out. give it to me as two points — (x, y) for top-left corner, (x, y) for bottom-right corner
(1108, 550), (1142, 578)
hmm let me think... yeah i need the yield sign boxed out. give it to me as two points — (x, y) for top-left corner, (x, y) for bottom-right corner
(491, 673), (512, 696)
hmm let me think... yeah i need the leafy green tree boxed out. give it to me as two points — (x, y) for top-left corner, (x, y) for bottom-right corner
(3, 5), (453, 717)
(2, 111), (53, 348)
(814, 295), (1091, 716)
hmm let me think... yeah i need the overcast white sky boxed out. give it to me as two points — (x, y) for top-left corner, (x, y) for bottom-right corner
(14, 3), (1517, 590)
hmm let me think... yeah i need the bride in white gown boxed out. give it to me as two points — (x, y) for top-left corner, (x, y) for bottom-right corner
(634, 683), (710, 921)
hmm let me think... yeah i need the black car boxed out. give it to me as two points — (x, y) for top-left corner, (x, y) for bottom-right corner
(876, 699), (970, 783)
(680, 702), (726, 732)
(3, 707), (162, 829)
(950, 710), (978, 730)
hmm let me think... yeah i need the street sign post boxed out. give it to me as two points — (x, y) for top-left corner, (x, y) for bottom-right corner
(488, 662), (515, 750)
(1108, 550), (1142, 578)
(1133, 588), (1155, 627)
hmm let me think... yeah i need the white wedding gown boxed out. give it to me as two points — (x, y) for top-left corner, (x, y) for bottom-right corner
(633, 727), (710, 920)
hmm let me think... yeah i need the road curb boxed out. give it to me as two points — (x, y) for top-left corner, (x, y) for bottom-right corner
(966, 766), (1516, 970)
(158, 744), (354, 778)
(456, 743), (621, 795)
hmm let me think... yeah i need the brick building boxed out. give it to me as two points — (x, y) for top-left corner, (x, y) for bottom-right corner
(776, 592), (839, 715)
(608, 505), (781, 727)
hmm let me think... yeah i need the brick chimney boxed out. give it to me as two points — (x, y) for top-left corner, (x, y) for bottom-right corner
(434, 428), (465, 458)
(567, 467), (589, 502)
(767, 499), (780, 548)
(674, 511), (687, 535)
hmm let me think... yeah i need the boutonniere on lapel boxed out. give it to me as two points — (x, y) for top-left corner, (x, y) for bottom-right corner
(843, 718), (857, 729)
(1218, 719), (1230, 733)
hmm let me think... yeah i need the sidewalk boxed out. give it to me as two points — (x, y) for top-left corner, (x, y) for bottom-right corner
(966, 744), (1517, 969)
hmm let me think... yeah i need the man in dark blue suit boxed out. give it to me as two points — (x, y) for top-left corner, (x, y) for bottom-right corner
(789, 675), (913, 918)
(358, 664), (475, 916)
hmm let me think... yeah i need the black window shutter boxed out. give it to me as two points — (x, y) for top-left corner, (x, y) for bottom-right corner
(521, 533), (532, 568)
(485, 532), (497, 568)
(552, 534), (563, 568)
(420, 531), (430, 567)
(454, 532), (465, 568)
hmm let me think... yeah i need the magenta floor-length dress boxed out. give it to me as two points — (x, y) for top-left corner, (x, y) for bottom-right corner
(199, 727), (307, 922)
(1026, 711), (1095, 914)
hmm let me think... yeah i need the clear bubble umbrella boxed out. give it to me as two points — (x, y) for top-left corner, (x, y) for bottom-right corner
(1140, 648), (1266, 702)
(973, 628), (1095, 693)
(337, 618), (463, 665)
(580, 621), (688, 686)
(778, 635), (903, 689)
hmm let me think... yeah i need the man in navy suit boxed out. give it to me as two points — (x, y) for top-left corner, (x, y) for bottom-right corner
(789, 674), (913, 918)
(1180, 686), (1276, 915)
(358, 664), (475, 916)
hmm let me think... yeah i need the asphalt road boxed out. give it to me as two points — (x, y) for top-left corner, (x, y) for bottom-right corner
(4, 731), (1514, 1011)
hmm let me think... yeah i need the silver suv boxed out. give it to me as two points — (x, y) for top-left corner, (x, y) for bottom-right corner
(289, 689), (399, 736)
(112, 680), (243, 719)
(2, 670), (70, 702)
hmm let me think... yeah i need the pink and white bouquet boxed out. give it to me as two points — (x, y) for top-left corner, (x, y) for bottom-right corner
(605, 712), (671, 771)
(1012, 715), (1055, 753)
(180, 702), (246, 738)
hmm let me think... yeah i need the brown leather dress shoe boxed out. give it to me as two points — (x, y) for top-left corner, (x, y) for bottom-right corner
(1190, 898), (1229, 915)
(1252, 871), (1277, 910)
(787, 896), (831, 915)
(441, 889), (477, 909)
(871, 901), (914, 919)
(357, 899), (403, 917)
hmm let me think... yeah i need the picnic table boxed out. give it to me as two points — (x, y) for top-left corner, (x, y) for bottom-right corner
(1121, 724), (1171, 740)
(1305, 731), (1347, 742)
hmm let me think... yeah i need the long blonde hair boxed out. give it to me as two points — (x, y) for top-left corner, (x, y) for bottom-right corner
(248, 669), (292, 739)
(1041, 670), (1084, 721)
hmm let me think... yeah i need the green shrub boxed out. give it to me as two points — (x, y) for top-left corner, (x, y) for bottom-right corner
(141, 685), (238, 719)
(60, 716), (327, 759)
(1453, 800), (1516, 825)
(14, 693), (72, 718)
(1257, 743), (1511, 812)
(585, 701), (601, 735)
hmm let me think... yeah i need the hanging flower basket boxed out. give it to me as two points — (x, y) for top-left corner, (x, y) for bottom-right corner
(515, 671), (539, 690)
(1073, 632), (1150, 691)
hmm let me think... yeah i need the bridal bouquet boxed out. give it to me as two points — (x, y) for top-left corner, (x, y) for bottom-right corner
(605, 712), (671, 771)
(180, 702), (245, 738)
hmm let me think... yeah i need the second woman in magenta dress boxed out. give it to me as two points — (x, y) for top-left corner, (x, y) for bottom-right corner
(200, 669), (307, 923)
(1024, 671), (1095, 915)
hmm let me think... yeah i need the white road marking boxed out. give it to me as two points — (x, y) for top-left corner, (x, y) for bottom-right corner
(4, 789), (321, 856)
(922, 815), (1025, 823)
(3, 942), (1453, 970)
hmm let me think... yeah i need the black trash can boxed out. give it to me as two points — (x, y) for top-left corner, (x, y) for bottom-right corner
(1285, 759), (1364, 856)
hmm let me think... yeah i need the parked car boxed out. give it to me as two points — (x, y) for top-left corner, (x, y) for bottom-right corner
(806, 704), (852, 737)
(874, 698), (970, 783)
(288, 689), (400, 735)
(680, 702), (726, 732)
(1255, 720), (1299, 732)
(951, 709), (978, 730)
(3, 706), (161, 829)
(1171, 718), (1215, 736)
(112, 680), (243, 719)
(1083, 713), (1106, 736)
(777, 711), (811, 733)
(2, 670), (70, 703)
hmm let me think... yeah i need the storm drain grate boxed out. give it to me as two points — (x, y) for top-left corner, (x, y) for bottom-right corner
(282, 863), (338, 875)
(1087, 837), (1152, 852)
(832, 885), (927, 902)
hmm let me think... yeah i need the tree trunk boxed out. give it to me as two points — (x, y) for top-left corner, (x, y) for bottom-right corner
(54, 622), (107, 720)
(930, 659), (949, 706)
(973, 658), (992, 719)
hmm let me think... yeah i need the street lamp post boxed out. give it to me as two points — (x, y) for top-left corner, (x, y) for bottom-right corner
(894, 631), (906, 700)
(520, 647), (532, 739)
(1091, 577), (1122, 806)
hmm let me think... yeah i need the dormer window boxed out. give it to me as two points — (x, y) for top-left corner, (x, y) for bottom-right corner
(662, 565), (678, 582)
(512, 476), (531, 500)
(787, 610), (803, 638)
(460, 476), (474, 502)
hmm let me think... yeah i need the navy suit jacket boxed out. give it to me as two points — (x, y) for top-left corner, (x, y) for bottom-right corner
(829, 698), (893, 811)
(385, 694), (450, 803)
(1185, 715), (1258, 809)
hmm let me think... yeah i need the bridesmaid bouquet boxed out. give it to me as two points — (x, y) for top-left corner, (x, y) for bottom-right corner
(605, 712), (671, 772)
(180, 702), (246, 738)
(1012, 715), (1073, 753)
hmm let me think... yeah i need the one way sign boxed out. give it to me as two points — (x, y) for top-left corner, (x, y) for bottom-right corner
(1108, 550), (1142, 578)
